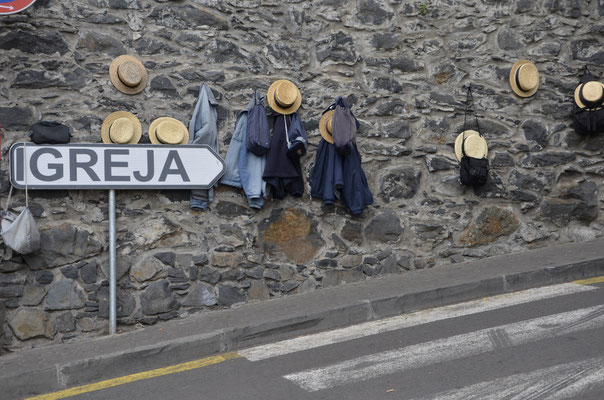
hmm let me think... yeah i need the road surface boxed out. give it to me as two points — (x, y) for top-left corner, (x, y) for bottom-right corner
(29, 277), (604, 400)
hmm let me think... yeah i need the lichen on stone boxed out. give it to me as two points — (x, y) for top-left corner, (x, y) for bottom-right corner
(460, 207), (519, 247)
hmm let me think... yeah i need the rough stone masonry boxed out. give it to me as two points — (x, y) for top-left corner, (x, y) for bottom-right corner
(0, 0), (603, 350)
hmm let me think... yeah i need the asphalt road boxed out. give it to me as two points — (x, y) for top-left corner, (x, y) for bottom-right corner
(37, 279), (604, 400)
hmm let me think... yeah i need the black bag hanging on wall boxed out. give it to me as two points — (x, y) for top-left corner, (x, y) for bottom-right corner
(571, 66), (604, 136)
(460, 150), (489, 186)
(459, 86), (489, 187)
(246, 92), (271, 156)
(30, 121), (71, 144)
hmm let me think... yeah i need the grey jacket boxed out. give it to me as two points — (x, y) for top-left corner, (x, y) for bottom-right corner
(189, 83), (218, 210)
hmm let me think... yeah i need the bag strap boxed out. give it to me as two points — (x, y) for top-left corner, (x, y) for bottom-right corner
(3, 143), (28, 213)
(462, 85), (481, 137)
(461, 134), (467, 158)
(3, 185), (13, 214)
(24, 142), (28, 208)
(283, 115), (291, 148)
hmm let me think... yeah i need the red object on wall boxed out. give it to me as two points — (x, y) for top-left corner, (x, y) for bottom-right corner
(0, 0), (37, 15)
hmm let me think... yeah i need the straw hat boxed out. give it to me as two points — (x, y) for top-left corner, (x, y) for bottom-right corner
(509, 60), (539, 98)
(574, 80), (604, 109)
(455, 130), (488, 162)
(318, 110), (335, 144)
(109, 55), (148, 95)
(148, 117), (189, 145)
(267, 79), (302, 115)
(101, 111), (142, 144)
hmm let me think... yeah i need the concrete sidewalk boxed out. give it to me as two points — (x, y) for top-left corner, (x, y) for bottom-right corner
(3, 239), (604, 399)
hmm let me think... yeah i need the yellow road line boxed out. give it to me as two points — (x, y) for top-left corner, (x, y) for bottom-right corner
(573, 276), (604, 286)
(26, 352), (240, 400)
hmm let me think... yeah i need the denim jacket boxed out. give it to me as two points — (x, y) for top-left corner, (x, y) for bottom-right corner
(220, 93), (267, 209)
(189, 83), (218, 210)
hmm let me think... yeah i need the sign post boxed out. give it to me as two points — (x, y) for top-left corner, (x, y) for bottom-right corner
(108, 189), (116, 335)
(10, 143), (226, 335)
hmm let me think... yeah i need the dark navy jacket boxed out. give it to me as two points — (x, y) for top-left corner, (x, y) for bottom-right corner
(311, 139), (373, 215)
(262, 114), (304, 199)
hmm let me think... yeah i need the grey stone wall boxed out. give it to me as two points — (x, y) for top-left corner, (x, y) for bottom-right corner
(0, 0), (603, 348)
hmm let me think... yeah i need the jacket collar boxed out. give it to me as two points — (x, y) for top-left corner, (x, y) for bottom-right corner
(201, 83), (218, 106)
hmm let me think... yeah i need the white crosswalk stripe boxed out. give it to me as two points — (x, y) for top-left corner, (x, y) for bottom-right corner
(283, 305), (604, 392)
(240, 283), (595, 361)
(409, 357), (604, 400)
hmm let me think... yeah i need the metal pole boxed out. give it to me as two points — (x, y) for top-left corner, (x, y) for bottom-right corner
(108, 189), (116, 335)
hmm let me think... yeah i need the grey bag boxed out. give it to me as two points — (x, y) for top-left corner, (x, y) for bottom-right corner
(1, 143), (40, 254)
(332, 105), (356, 156)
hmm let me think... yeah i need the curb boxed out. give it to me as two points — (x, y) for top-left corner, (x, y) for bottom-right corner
(3, 240), (604, 399)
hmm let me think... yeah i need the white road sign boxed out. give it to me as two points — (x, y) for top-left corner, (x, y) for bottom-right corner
(9, 143), (225, 189)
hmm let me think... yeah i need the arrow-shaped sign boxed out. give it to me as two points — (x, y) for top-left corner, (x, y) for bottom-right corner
(10, 143), (226, 190)
(0, 5), (14, 9)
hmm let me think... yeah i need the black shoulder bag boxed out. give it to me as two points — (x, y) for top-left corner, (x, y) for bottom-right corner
(30, 121), (71, 144)
(459, 86), (489, 187)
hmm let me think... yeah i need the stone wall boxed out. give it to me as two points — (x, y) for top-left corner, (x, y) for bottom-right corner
(0, 0), (603, 348)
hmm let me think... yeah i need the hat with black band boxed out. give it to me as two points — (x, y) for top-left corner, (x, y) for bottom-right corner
(509, 60), (539, 98)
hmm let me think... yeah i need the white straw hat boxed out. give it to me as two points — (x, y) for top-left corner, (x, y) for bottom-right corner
(267, 79), (302, 115)
(101, 111), (142, 144)
(574, 81), (604, 109)
(148, 117), (189, 145)
(509, 60), (539, 98)
(109, 55), (148, 95)
(455, 130), (488, 162)
(318, 110), (335, 144)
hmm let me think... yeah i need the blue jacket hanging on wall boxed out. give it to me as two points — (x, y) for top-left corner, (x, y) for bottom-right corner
(262, 113), (305, 199)
(285, 112), (308, 159)
(310, 139), (343, 206)
(189, 83), (219, 210)
(221, 93), (268, 209)
(311, 140), (373, 215)
(340, 142), (373, 214)
(311, 98), (372, 215)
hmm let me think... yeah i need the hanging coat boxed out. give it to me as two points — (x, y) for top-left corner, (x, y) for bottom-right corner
(310, 138), (344, 205)
(262, 114), (304, 199)
(189, 83), (218, 210)
(239, 127), (268, 208)
(311, 97), (372, 215)
(311, 139), (372, 215)
(220, 93), (267, 209)
(340, 142), (373, 215)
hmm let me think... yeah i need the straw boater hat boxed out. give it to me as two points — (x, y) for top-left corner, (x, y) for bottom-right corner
(267, 79), (302, 115)
(574, 80), (604, 109)
(318, 109), (335, 144)
(109, 55), (148, 95)
(101, 111), (142, 144)
(454, 130), (488, 162)
(509, 60), (539, 98)
(148, 117), (189, 145)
